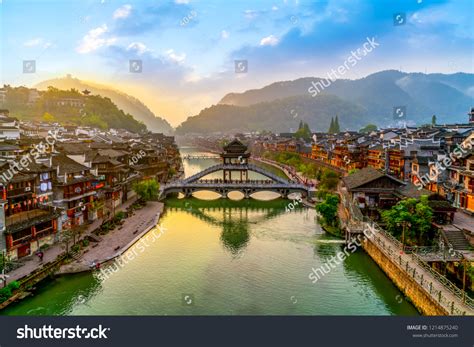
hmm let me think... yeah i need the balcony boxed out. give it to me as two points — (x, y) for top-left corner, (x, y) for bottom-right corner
(7, 186), (33, 198)
(63, 186), (96, 200)
(6, 205), (61, 234)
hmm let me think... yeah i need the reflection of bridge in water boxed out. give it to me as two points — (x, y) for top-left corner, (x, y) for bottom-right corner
(161, 139), (312, 200)
(166, 204), (290, 227)
(166, 201), (302, 254)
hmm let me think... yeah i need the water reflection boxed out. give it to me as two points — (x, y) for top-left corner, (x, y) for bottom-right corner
(165, 197), (293, 254)
(3, 272), (101, 316)
(221, 219), (249, 254)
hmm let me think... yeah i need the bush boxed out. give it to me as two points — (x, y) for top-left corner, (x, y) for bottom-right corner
(8, 281), (20, 290)
(133, 179), (160, 201)
(0, 287), (12, 302)
(115, 211), (126, 220)
(71, 244), (81, 253)
(316, 194), (340, 227)
(82, 239), (90, 247)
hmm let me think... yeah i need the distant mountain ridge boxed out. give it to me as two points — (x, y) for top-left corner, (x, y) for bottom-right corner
(35, 75), (173, 134)
(177, 70), (473, 134)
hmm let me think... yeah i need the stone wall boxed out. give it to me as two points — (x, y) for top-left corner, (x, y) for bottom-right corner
(362, 238), (448, 316)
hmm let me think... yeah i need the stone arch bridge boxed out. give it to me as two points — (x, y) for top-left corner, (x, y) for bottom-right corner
(159, 163), (311, 199)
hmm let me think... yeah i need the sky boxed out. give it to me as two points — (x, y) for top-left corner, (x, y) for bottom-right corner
(1, 0), (473, 126)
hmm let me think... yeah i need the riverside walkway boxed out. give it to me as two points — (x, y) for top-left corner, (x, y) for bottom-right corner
(340, 190), (474, 315)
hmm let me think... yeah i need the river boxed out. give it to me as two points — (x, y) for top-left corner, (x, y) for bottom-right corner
(1, 147), (418, 315)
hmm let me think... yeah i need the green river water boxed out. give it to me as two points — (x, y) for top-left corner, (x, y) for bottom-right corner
(1, 147), (418, 315)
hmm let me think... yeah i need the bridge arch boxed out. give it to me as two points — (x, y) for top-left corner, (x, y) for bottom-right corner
(184, 164), (289, 185)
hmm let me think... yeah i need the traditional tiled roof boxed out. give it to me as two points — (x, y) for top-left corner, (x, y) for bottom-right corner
(342, 167), (386, 190)
(395, 183), (433, 199)
(52, 154), (89, 175)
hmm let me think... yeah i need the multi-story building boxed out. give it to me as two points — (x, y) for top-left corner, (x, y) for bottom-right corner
(0, 164), (61, 260)
(0, 110), (20, 140)
(367, 145), (385, 171)
(52, 154), (97, 228)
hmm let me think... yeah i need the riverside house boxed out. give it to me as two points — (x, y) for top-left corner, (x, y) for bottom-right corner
(0, 163), (61, 260)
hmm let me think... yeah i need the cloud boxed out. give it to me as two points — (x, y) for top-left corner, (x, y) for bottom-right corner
(229, 0), (462, 78)
(127, 42), (150, 54)
(165, 49), (186, 64)
(76, 25), (117, 54)
(113, 4), (132, 19)
(243, 10), (259, 20)
(260, 35), (279, 46)
(24, 38), (43, 47)
(24, 38), (53, 49)
(175, 0), (189, 3)
(221, 30), (230, 39)
(113, 2), (195, 36)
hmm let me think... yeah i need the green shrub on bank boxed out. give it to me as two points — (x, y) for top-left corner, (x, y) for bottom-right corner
(0, 281), (20, 303)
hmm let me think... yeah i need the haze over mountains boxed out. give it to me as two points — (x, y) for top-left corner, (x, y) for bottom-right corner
(35, 75), (173, 134)
(176, 71), (473, 134)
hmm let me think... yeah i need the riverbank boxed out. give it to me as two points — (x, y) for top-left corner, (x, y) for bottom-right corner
(0, 199), (164, 311)
(57, 201), (164, 275)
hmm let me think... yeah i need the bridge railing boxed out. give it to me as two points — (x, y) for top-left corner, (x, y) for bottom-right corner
(181, 164), (294, 185)
(341, 190), (473, 314)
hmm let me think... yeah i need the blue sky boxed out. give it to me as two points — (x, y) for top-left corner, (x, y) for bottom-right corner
(1, 0), (473, 125)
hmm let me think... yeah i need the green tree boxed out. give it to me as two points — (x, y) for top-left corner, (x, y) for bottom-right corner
(133, 179), (160, 201)
(328, 117), (334, 133)
(316, 194), (340, 227)
(334, 115), (340, 133)
(298, 120), (303, 130)
(294, 122), (312, 141)
(319, 169), (339, 191)
(359, 124), (377, 133)
(381, 196), (433, 246)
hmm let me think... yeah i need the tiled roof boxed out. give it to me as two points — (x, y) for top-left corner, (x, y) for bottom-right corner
(342, 167), (385, 190)
(52, 154), (89, 175)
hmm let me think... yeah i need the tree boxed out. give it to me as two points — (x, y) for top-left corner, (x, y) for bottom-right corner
(294, 122), (312, 141)
(298, 120), (303, 130)
(319, 169), (339, 191)
(381, 196), (433, 246)
(431, 115), (437, 126)
(328, 117), (335, 133)
(334, 115), (340, 133)
(359, 124), (377, 133)
(42, 112), (55, 123)
(316, 194), (340, 227)
(133, 179), (160, 201)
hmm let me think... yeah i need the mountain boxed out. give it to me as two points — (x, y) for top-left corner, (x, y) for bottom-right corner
(176, 94), (369, 134)
(2, 85), (147, 133)
(35, 75), (173, 134)
(185, 70), (474, 134)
